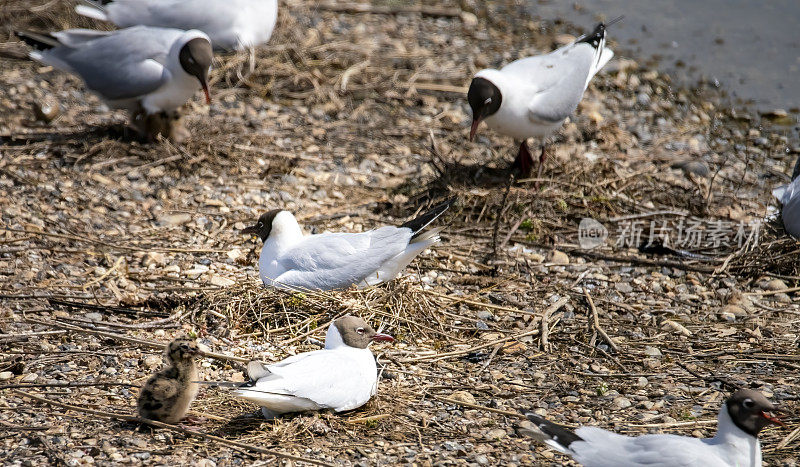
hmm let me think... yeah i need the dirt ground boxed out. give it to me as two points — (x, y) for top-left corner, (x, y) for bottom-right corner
(1, 0), (798, 465)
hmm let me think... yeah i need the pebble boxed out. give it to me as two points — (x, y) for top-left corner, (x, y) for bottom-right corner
(21, 373), (37, 383)
(484, 428), (506, 440)
(720, 304), (747, 319)
(160, 213), (191, 226)
(612, 396), (632, 409)
(763, 278), (787, 291)
(210, 275), (236, 287)
(0, 371), (13, 381)
(615, 282), (633, 294)
(449, 391), (476, 405)
(476, 310), (494, 321)
(643, 346), (662, 357)
(549, 250), (569, 265)
(636, 377), (648, 388)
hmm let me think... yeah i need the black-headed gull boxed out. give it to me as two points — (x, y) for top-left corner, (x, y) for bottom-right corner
(138, 338), (201, 423)
(202, 316), (394, 419)
(16, 26), (212, 140)
(519, 389), (787, 467)
(468, 19), (620, 177)
(772, 155), (800, 239)
(241, 198), (455, 291)
(76, 0), (278, 52)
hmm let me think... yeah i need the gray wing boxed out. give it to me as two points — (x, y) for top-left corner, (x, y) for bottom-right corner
(782, 184), (800, 239)
(40, 26), (179, 101)
(502, 43), (596, 124)
(275, 227), (412, 290)
(571, 428), (728, 467)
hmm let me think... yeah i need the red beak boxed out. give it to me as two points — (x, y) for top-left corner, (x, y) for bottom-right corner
(371, 332), (394, 342)
(469, 118), (482, 141)
(761, 409), (786, 427)
(201, 81), (211, 104)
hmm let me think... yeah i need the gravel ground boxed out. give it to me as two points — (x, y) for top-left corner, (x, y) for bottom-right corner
(0, 0), (798, 465)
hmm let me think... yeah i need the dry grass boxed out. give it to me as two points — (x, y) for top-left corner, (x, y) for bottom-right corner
(0, 0), (798, 465)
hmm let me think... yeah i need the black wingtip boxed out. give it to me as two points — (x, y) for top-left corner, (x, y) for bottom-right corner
(400, 197), (457, 238)
(524, 412), (584, 448)
(15, 30), (59, 50)
(575, 16), (623, 49)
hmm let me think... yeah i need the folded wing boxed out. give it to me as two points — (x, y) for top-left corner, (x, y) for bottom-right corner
(274, 227), (413, 289)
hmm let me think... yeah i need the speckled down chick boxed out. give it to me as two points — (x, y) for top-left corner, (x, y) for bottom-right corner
(137, 338), (201, 423)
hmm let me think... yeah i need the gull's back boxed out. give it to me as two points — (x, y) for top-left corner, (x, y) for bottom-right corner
(568, 427), (739, 467)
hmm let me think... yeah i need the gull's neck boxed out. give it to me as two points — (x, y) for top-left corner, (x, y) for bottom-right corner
(266, 211), (304, 249)
(324, 324), (346, 350)
(706, 403), (761, 466)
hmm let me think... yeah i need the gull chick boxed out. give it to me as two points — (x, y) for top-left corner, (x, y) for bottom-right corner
(16, 26), (212, 141)
(519, 389), (787, 467)
(772, 155), (800, 239)
(468, 19), (620, 177)
(76, 0), (278, 52)
(241, 198), (455, 291)
(201, 316), (394, 419)
(138, 338), (202, 423)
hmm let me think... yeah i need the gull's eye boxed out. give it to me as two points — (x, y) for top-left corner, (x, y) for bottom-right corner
(356, 328), (365, 334)
(743, 399), (755, 409)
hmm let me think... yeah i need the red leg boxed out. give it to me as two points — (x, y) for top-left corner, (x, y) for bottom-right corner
(512, 141), (534, 176)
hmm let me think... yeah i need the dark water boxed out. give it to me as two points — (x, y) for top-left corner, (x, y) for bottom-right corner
(529, 0), (800, 114)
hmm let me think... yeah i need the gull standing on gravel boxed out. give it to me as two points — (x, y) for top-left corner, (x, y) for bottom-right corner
(200, 316), (394, 419)
(76, 0), (279, 52)
(772, 155), (800, 239)
(16, 26), (212, 141)
(241, 198), (455, 291)
(138, 338), (202, 423)
(519, 389), (786, 467)
(468, 18), (621, 178)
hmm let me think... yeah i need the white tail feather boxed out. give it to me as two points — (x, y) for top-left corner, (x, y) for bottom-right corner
(75, 4), (109, 21)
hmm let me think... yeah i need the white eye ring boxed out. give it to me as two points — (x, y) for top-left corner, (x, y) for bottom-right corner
(484, 97), (492, 104)
(356, 328), (365, 334)
(743, 399), (755, 408)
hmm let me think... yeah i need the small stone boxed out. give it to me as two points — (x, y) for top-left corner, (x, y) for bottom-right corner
(774, 293), (792, 304)
(764, 279), (787, 291)
(662, 319), (692, 336)
(0, 371), (13, 381)
(476, 310), (494, 321)
(21, 373), (38, 383)
(184, 264), (210, 277)
(449, 391), (476, 405)
(195, 460), (216, 467)
(210, 275), (235, 287)
(143, 252), (167, 267)
(85, 312), (103, 321)
(643, 346), (662, 357)
(612, 396), (632, 409)
(485, 428), (507, 440)
(460, 11), (478, 26)
(500, 341), (527, 354)
(226, 249), (242, 261)
(549, 250), (569, 265)
(160, 213), (191, 226)
(636, 377), (648, 388)
(721, 304), (747, 319)
(615, 282), (633, 294)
